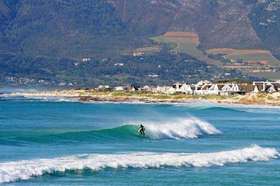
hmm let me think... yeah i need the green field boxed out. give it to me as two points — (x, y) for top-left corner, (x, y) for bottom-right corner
(207, 48), (280, 67)
(151, 35), (221, 66)
(228, 53), (280, 66)
(151, 36), (200, 55)
(151, 33), (280, 80)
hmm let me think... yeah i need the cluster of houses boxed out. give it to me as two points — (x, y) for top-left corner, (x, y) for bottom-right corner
(96, 80), (280, 96)
(154, 81), (280, 96)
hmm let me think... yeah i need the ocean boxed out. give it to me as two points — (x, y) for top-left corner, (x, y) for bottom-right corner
(0, 97), (280, 185)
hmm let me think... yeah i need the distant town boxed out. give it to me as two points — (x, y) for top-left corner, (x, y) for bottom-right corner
(5, 79), (280, 107)
(95, 80), (280, 96)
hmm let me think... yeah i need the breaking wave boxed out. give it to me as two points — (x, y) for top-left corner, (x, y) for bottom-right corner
(0, 145), (278, 183)
(142, 117), (221, 139)
(4, 117), (221, 144)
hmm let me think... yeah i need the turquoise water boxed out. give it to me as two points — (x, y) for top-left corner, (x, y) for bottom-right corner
(0, 97), (280, 185)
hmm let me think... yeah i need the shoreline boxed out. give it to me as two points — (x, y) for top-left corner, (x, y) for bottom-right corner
(4, 89), (280, 107)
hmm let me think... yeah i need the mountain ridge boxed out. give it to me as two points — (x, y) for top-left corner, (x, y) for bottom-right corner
(0, 0), (279, 86)
(0, 0), (279, 58)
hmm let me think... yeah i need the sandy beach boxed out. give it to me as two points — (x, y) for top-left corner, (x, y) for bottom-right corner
(6, 89), (280, 106)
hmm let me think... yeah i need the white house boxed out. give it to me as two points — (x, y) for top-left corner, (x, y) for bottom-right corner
(114, 86), (125, 91)
(180, 83), (193, 94)
(156, 86), (176, 94)
(253, 85), (260, 93)
(173, 82), (182, 91)
(194, 84), (212, 95)
(253, 81), (280, 93)
(220, 83), (240, 95)
(114, 63), (124, 67)
(82, 57), (91, 62)
(173, 83), (193, 94)
(207, 84), (221, 95)
(196, 80), (211, 87)
(193, 82), (244, 96)
(97, 85), (111, 90)
(266, 85), (276, 93)
(142, 85), (152, 92)
(193, 80), (213, 95)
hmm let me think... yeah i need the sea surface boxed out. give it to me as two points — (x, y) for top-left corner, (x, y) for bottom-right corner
(0, 95), (280, 185)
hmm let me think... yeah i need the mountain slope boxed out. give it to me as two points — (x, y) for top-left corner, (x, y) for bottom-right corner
(0, 0), (278, 86)
(109, 0), (263, 49)
(0, 0), (279, 59)
(1, 0), (130, 58)
(250, 0), (280, 59)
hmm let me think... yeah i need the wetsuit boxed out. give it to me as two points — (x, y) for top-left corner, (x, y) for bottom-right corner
(138, 125), (145, 136)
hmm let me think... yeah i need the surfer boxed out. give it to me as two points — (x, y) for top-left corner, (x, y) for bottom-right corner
(138, 124), (145, 136)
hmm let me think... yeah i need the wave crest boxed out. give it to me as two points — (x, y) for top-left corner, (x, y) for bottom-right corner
(0, 145), (278, 183)
(143, 117), (221, 139)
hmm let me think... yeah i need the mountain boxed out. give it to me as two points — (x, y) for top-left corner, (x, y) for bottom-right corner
(2, 0), (280, 58)
(0, 0), (129, 58)
(110, 0), (262, 48)
(0, 0), (278, 87)
(249, 0), (280, 59)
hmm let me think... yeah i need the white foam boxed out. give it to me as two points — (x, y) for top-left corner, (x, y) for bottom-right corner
(142, 117), (221, 139)
(0, 145), (278, 183)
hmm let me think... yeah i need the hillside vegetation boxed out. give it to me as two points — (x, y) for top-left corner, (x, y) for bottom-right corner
(207, 48), (280, 66)
(0, 0), (279, 86)
(152, 32), (222, 66)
